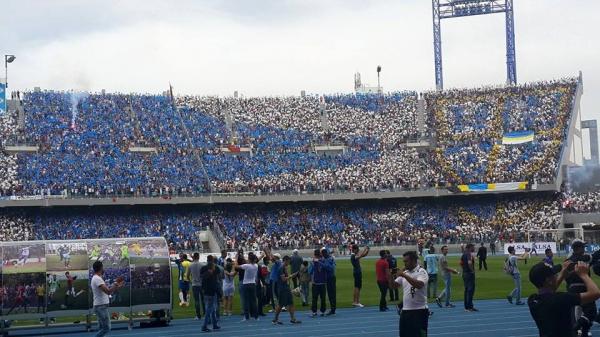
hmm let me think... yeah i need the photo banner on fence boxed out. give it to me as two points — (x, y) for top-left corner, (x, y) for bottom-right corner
(130, 238), (171, 311)
(46, 242), (89, 316)
(0, 238), (170, 322)
(503, 242), (557, 255)
(2, 243), (46, 320)
(88, 240), (131, 311)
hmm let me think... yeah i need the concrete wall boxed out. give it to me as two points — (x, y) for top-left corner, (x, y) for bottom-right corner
(204, 229), (223, 253)
(563, 212), (600, 224)
(204, 244), (499, 256)
(0, 184), (557, 208)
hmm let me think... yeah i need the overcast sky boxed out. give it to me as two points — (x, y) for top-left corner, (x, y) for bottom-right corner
(2, 0), (598, 157)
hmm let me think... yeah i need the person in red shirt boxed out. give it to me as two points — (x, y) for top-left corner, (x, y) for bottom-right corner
(63, 271), (84, 309)
(376, 250), (390, 312)
(7, 285), (26, 314)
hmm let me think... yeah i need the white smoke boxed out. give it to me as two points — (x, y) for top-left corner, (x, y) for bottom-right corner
(70, 91), (89, 129)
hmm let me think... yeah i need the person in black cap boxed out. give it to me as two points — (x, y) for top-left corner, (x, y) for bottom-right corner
(528, 260), (600, 337)
(566, 239), (597, 336)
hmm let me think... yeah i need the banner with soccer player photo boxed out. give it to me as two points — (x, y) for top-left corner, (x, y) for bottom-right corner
(87, 240), (131, 311)
(46, 270), (89, 315)
(46, 242), (88, 271)
(3, 243), (46, 275)
(2, 271), (47, 319)
(87, 241), (130, 268)
(129, 238), (171, 310)
(2, 243), (46, 319)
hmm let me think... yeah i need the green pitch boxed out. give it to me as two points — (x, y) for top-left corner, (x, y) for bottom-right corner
(46, 255), (89, 271)
(2, 261), (46, 274)
(168, 255), (586, 318)
(7, 254), (588, 327)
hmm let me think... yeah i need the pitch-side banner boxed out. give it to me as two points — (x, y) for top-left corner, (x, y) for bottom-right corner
(503, 242), (557, 255)
(0, 82), (6, 114)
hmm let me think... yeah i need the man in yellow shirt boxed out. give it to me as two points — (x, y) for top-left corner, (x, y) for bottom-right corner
(36, 284), (45, 313)
(176, 253), (191, 307)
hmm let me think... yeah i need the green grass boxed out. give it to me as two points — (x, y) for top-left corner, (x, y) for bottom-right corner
(3, 261), (46, 274)
(6, 254), (591, 327)
(46, 255), (89, 271)
(170, 255), (558, 318)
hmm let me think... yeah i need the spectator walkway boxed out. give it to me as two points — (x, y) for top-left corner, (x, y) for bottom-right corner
(12, 299), (600, 337)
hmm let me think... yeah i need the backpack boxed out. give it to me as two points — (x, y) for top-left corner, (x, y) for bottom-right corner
(260, 265), (269, 278)
(503, 257), (515, 275)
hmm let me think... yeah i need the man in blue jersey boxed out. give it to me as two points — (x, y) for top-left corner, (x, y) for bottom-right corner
(309, 249), (328, 317)
(322, 248), (336, 316)
(543, 248), (554, 266)
(268, 251), (283, 311)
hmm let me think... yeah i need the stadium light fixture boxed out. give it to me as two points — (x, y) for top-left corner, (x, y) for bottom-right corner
(4, 54), (16, 88)
(376, 65), (382, 94)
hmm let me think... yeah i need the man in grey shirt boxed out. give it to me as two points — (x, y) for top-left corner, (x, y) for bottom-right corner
(188, 252), (205, 320)
(435, 246), (458, 308)
(290, 249), (303, 288)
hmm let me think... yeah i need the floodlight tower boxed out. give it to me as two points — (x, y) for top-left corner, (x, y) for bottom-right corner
(432, 0), (517, 90)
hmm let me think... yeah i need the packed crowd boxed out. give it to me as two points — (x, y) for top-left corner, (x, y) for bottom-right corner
(0, 193), (562, 249)
(561, 191), (600, 213)
(0, 78), (578, 197)
(177, 92), (432, 193)
(0, 110), (20, 196)
(12, 92), (210, 196)
(426, 78), (578, 185)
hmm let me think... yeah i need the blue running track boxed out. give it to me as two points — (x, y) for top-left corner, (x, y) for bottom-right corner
(9, 299), (600, 337)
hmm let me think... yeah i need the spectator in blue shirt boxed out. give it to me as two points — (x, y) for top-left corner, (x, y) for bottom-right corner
(543, 248), (554, 266)
(269, 252), (283, 310)
(386, 250), (399, 302)
(322, 249), (336, 316)
(309, 249), (327, 317)
(425, 246), (440, 299)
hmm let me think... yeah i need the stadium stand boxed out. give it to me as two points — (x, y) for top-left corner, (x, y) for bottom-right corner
(426, 78), (577, 185)
(0, 80), (577, 197)
(0, 109), (19, 196)
(562, 191), (600, 213)
(0, 78), (577, 198)
(0, 78), (585, 249)
(0, 193), (561, 249)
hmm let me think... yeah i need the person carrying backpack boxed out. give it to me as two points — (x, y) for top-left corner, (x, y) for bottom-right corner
(505, 246), (530, 305)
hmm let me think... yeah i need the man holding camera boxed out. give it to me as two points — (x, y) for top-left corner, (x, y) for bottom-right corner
(529, 259), (600, 337)
(350, 244), (369, 308)
(390, 251), (429, 337)
(565, 239), (597, 336)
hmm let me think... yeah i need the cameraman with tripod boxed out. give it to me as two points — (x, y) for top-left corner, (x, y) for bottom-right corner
(566, 239), (597, 337)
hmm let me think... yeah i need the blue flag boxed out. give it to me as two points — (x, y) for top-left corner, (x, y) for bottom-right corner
(0, 82), (5, 114)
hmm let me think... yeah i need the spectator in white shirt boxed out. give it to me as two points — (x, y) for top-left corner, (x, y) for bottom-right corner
(91, 260), (124, 337)
(391, 251), (429, 337)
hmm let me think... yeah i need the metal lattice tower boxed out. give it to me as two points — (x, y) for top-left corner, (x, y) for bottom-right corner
(432, 0), (517, 90)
